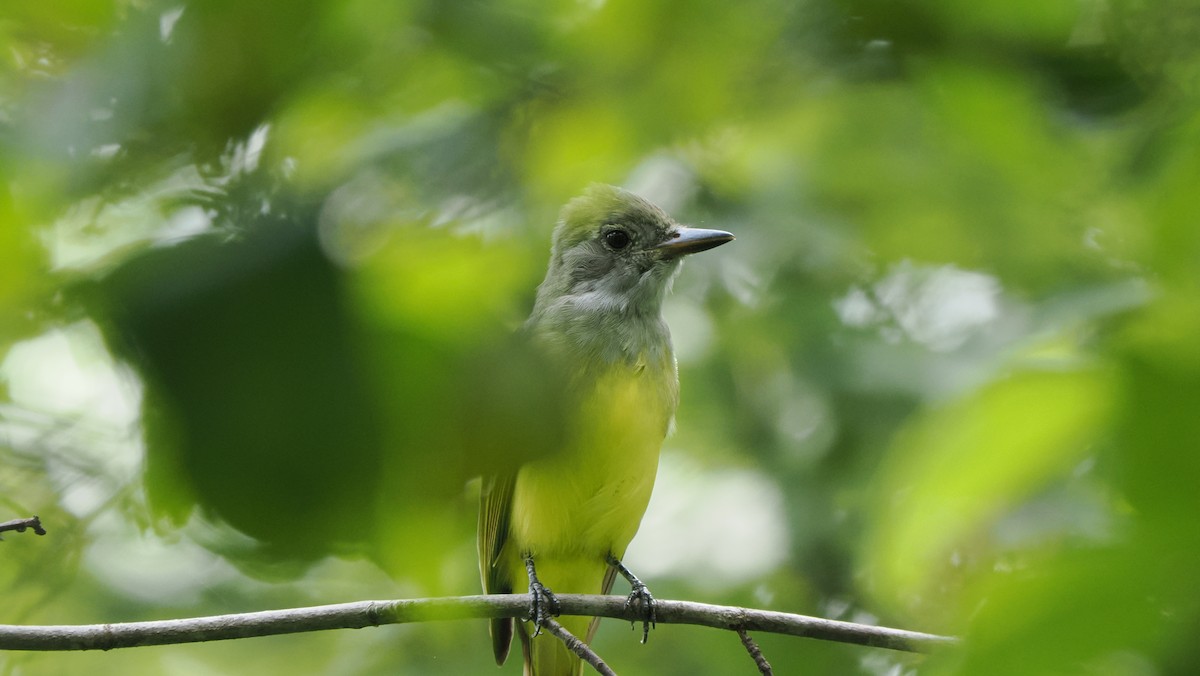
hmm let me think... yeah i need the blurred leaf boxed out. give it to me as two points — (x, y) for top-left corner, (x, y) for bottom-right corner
(349, 229), (571, 582)
(938, 546), (1164, 676)
(865, 365), (1114, 612)
(0, 186), (46, 345)
(934, 0), (1078, 45)
(91, 223), (385, 565)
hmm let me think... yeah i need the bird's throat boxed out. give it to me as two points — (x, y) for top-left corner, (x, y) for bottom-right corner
(529, 295), (675, 376)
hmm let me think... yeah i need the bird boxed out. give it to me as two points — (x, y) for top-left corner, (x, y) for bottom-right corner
(478, 184), (734, 675)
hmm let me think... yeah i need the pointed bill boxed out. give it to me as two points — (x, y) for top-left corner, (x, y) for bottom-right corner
(655, 227), (735, 257)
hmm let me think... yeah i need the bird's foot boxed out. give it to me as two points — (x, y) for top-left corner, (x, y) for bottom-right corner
(523, 555), (560, 636)
(527, 580), (561, 636)
(625, 580), (657, 643)
(606, 553), (657, 644)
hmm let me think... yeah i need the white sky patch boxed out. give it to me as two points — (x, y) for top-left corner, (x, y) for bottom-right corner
(0, 322), (144, 513)
(836, 261), (1001, 352)
(663, 298), (714, 365)
(834, 286), (882, 326)
(160, 6), (185, 42)
(625, 154), (697, 214)
(90, 142), (121, 160)
(1, 322), (140, 430)
(625, 451), (790, 584)
(84, 511), (243, 605)
(228, 123), (270, 175)
(719, 256), (763, 309)
(157, 204), (213, 244)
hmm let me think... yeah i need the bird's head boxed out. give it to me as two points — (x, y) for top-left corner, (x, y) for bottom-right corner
(534, 184), (733, 316)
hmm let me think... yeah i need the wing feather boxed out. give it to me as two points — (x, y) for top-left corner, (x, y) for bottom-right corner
(479, 473), (517, 664)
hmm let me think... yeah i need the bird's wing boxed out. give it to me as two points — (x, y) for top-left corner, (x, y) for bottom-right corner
(479, 472), (516, 664)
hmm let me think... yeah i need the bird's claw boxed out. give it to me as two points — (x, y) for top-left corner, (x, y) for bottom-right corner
(605, 553), (657, 644)
(528, 580), (561, 636)
(625, 582), (657, 644)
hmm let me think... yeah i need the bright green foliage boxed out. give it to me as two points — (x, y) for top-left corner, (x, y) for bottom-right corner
(1, 0), (1198, 674)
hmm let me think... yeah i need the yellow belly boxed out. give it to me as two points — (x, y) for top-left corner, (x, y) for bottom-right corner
(509, 359), (675, 567)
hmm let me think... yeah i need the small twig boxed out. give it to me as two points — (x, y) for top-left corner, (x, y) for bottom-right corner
(737, 628), (773, 676)
(542, 617), (617, 676)
(0, 517), (46, 539)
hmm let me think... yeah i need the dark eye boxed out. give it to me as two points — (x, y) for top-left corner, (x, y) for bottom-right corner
(604, 229), (631, 250)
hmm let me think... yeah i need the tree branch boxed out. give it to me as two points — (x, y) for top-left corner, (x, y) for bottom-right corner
(0, 516), (46, 538)
(0, 594), (956, 654)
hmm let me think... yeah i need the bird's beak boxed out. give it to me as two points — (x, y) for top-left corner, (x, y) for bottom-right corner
(655, 227), (735, 257)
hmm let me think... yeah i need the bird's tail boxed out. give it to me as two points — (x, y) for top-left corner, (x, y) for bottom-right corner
(518, 617), (587, 676)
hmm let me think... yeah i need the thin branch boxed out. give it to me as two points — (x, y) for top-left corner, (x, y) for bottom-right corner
(541, 617), (616, 676)
(737, 628), (773, 676)
(0, 517), (46, 538)
(0, 594), (957, 653)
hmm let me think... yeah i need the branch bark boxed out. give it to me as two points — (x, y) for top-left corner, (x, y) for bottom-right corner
(0, 594), (955, 653)
(737, 628), (773, 675)
(0, 516), (46, 538)
(542, 617), (616, 676)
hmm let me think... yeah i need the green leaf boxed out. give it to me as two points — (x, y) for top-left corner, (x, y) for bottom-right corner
(865, 366), (1114, 606)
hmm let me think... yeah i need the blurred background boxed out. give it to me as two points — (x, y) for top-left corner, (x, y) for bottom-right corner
(2, 0), (1198, 674)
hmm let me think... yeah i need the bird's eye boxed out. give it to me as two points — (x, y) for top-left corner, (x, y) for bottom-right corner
(604, 229), (631, 250)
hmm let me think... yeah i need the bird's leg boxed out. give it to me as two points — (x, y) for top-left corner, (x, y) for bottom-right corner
(606, 553), (657, 643)
(523, 554), (560, 636)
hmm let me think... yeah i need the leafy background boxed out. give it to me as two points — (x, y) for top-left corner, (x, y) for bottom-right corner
(2, 0), (1198, 674)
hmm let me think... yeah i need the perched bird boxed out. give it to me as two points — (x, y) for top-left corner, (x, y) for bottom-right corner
(478, 184), (733, 675)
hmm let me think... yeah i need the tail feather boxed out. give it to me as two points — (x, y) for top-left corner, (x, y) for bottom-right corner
(490, 617), (513, 666)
